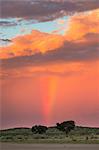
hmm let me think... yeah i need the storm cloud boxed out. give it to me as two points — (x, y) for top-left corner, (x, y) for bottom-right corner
(1, 35), (99, 70)
(1, 0), (99, 21)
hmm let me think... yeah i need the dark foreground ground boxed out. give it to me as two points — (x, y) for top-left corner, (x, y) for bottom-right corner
(0, 143), (99, 150)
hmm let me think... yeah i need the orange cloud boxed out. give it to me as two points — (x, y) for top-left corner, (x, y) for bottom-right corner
(65, 9), (99, 41)
(0, 30), (65, 59)
(0, 9), (99, 59)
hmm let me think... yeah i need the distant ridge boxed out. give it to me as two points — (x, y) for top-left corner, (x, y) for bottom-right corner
(1, 126), (99, 132)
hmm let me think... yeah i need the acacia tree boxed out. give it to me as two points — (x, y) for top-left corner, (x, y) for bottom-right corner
(56, 120), (75, 135)
(31, 125), (48, 134)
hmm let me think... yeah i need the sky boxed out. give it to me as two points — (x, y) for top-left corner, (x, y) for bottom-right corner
(0, 0), (99, 129)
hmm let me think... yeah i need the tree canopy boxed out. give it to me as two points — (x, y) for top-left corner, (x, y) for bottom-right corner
(56, 120), (75, 134)
(31, 125), (48, 134)
(31, 120), (75, 135)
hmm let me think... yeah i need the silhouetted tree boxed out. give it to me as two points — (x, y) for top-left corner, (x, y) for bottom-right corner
(32, 125), (48, 134)
(56, 120), (75, 135)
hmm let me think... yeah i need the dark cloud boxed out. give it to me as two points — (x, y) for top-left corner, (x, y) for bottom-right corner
(0, 39), (12, 42)
(1, 0), (99, 21)
(0, 38), (12, 46)
(0, 21), (18, 26)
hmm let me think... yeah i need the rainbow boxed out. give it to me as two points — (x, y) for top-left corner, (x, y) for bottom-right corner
(41, 76), (59, 125)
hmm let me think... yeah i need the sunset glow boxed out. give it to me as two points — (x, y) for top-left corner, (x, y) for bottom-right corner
(0, 0), (99, 129)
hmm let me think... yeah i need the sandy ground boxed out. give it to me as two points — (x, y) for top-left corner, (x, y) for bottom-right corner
(0, 143), (99, 150)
